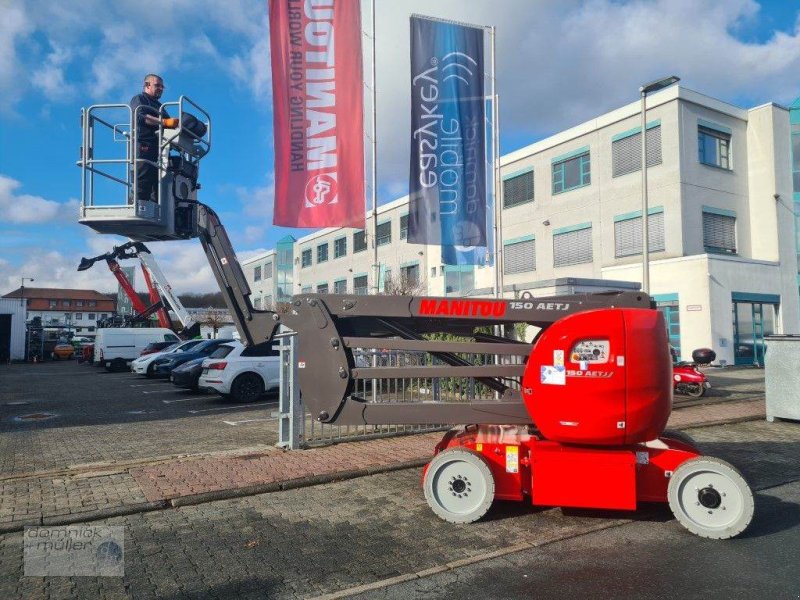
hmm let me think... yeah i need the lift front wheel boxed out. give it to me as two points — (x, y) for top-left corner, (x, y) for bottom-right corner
(424, 449), (495, 524)
(667, 456), (754, 539)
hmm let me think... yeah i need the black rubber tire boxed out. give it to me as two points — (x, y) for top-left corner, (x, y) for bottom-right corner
(230, 372), (264, 403)
(111, 358), (127, 373)
(145, 363), (155, 378)
(661, 428), (697, 449)
(684, 383), (705, 398)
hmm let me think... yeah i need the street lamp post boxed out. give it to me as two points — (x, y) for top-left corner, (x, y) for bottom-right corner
(20, 277), (34, 309)
(639, 75), (679, 294)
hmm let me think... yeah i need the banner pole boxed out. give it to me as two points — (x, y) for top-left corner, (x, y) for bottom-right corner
(490, 26), (503, 300)
(370, 0), (379, 294)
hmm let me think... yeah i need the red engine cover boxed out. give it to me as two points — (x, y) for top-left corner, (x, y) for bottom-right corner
(521, 308), (672, 445)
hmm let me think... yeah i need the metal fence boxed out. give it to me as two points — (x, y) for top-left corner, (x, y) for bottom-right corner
(277, 332), (523, 449)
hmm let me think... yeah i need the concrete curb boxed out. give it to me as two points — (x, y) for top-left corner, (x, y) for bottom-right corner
(0, 460), (430, 534)
(168, 459), (429, 508)
(0, 501), (169, 535)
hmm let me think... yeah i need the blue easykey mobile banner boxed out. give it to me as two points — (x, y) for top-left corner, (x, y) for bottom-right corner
(408, 15), (487, 265)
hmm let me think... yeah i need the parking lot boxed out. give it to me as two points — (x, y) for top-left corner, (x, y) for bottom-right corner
(0, 361), (280, 477)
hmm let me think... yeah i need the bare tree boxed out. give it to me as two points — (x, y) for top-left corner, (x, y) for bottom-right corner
(381, 273), (427, 296)
(196, 308), (229, 338)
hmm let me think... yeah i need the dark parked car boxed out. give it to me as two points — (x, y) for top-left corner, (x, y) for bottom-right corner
(150, 339), (234, 378)
(169, 357), (207, 391)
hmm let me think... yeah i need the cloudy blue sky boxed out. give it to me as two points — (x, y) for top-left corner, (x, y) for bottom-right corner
(1, 0), (799, 294)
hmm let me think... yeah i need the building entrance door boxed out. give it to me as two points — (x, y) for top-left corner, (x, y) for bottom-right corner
(733, 301), (775, 366)
(0, 315), (10, 362)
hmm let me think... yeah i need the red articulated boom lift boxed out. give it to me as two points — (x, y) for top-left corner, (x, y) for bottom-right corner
(77, 241), (200, 338)
(77, 99), (754, 539)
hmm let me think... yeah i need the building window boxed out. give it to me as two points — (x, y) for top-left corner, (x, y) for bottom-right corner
(88, 301), (97, 307)
(383, 268), (391, 292)
(75, 313), (83, 320)
(334, 279), (347, 294)
(376, 221), (392, 246)
(552, 150), (590, 194)
(317, 243), (329, 263)
(263, 295), (273, 308)
(88, 326), (95, 332)
(431, 266), (437, 277)
(400, 264), (420, 288)
(88, 313), (96, 320)
(503, 170), (534, 208)
(553, 225), (593, 267)
(101, 313), (108, 319)
(334, 237), (347, 258)
(612, 125), (662, 177)
(703, 210), (736, 254)
(503, 238), (536, 274)
(444, 265), (474, 296)
(698, 125), (731, 169)
(793, 123), (800, 192)
(264, 261), (273, 279)
(75, 300), (84, 307)
(253, 297), (262, 309)
(49, 300), (57, 308)
(400, 215), (409, 240)
(317, 283), (328, 294)
(301, 248), (312, 268)
(614, 211), (665, 258)
(301, 285), (312, 293)
(63, 313), (71, 321)
(254, 265), (262, 282)
(63, 300), (71, 307)
(353, 275), (368, 295)
(353, 230), (367, 253)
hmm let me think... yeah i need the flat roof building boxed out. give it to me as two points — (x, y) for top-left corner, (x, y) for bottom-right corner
(242, 86), (799, 366)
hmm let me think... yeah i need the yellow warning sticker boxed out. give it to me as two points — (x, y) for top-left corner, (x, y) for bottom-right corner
(506, 446), (519, 473)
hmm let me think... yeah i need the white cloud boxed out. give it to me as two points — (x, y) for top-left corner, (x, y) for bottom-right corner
(30, 41), (74, 101)
(229, 30), (272, 99)
(237, 182), (275, 220)
(0, 236), (223, 297)
(0, 175), (79, 224)
(1, 0), (269, 112)
(367, 0), (800, 188)
(0, 1), (31, 115)
(243, 226), (266, 244)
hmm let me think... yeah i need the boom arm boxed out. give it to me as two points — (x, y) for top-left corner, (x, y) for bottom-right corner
(192, 202), (654, 427)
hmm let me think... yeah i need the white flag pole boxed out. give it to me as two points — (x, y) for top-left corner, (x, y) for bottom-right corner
(370, 0), (379, 295)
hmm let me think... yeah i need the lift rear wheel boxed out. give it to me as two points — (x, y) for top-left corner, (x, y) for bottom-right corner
(667, 456), (754, 539)
(424, 448), (494, 524)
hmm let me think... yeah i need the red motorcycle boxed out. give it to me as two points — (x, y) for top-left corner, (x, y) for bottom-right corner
(672, 347), (714, 398)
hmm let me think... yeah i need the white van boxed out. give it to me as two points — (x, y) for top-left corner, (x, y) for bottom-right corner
(94, 328), (180, 371)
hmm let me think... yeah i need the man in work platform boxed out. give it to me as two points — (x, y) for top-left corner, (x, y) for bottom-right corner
(129, 74), (177, 203)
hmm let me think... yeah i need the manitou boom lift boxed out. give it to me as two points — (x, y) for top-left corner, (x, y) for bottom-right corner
(77, 98), (754, 539)
(78, 241), (200, 338)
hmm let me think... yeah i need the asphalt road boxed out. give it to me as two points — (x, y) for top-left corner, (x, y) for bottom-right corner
(359, 479), (800, 600)
(0, 361), (280, 476)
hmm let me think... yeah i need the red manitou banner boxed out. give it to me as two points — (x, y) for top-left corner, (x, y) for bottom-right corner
(269, 0), (365, 228)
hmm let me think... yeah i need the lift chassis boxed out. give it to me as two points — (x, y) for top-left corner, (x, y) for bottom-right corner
(77, 101), (754, 539)
(195, 202), (754, 539)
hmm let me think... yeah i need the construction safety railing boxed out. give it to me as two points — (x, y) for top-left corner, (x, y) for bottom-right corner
(277, 331), (525, 449)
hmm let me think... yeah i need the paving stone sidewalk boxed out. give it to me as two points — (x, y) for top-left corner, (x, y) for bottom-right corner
(0, 398), (767, 533)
